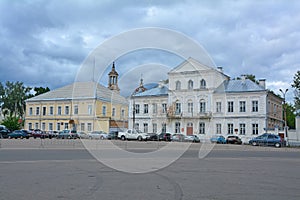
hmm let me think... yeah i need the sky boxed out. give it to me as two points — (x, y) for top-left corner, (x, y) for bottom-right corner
(0, 0), (299, 102)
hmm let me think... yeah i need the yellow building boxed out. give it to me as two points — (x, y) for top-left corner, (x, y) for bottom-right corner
(25, 64), (128, 133)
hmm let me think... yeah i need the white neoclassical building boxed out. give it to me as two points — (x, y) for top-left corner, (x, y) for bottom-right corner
(129, 57), (283, 142)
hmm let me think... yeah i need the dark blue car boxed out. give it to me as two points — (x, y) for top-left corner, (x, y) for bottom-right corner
(7, 130), (30, 139)
(249, 133), (285, 148)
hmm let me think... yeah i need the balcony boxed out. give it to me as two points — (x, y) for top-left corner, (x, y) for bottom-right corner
(197, 112), (212, 119)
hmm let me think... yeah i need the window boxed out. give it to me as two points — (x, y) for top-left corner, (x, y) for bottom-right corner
(49, 123), (53, 131)
(143, 123), (148, 133)
(74, 105), (78, 115)
(35, 123), (39, 129)
(135, 104), (140, 114)
(88, 105), (93, 115)
(57, 123), (61, 131)
(29, 107), (33, 116)
(153, 123), (157, 133)
(199, 122), (205, 134)
(135, 123), (139, 130)
(200, 79), (206, 89)
(50, 106), (54, 115)
(28, 123), (32, 130)
(43, 107), (47, 115)
(188, 102), (193, 113)
(144, 104), (148, 114)
(121, 109), (125, 117)
(65, 106), (69, 115)
(162, 123), (166, 133)
(200, 100), (206, 113)
(252, 123), (258, 135)
(58, 106), (62, 115)
(102, 105), (106, 116)
(87, 123), (92, 132)
(162, 103), (167, 113)
(216, 124), (222, 134)
(64, 123), (69, 130)
(240, 123), (246, 135)
(175, 122), (181, 133)
(80, 123), (85, 131)
(228, 101), (234, 112)
(216, 102), (222, 113)
(188, 80), (193, 90)
(36, 107), (40, 115)
(42, 122), (45, 131)
(175, 103), (181, 114)
(240, 101), (246, 112)
(175, 81), (181, 90)
(227, 123), (234, 134)
(252, 101), (258, 112)
(152, 103), (157, 114)
(112, 108), (116, 117)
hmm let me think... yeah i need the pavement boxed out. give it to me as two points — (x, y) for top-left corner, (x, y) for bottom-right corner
(0, 139), (300, 200)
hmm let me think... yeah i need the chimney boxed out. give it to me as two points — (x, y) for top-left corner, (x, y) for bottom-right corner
(258, 79), (266, 89)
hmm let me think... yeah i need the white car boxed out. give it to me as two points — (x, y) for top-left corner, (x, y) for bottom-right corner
(88, 131), (108, 139)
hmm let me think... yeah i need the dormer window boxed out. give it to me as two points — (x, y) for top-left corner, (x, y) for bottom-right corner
(200, 79), (206, 89)
(175, 81), (181, 90)
(188, 80), (193, 90)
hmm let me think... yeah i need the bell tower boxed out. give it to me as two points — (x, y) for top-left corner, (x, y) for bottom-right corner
(108, 62), (120, 93)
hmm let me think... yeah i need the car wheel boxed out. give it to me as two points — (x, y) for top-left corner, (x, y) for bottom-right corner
(8, 136), (12, 139)
(100, 136), (104, 140)
(121, 136), (126, 141)
(137, 136), (142, 141)
(252, 141), (257, 146)
(275, 143), (281, 148)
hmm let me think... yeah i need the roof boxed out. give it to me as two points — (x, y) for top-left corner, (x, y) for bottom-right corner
(26, 81), (128, 104)
(133, 84), (169, 97)
(215, 79), (266, 93)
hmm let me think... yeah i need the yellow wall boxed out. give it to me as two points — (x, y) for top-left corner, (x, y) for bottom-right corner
(25, 98), (128, 133)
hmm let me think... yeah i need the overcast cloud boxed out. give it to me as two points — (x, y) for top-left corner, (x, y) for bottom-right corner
(0, 0), (299, 101)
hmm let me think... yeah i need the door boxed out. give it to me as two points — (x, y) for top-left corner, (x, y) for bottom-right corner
(187, 123), (193, 135)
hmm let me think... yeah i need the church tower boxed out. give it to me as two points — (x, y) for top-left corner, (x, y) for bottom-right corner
(108, 62), (120, 93)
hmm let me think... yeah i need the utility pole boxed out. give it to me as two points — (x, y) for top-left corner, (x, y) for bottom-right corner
(279, 88), (289, 146)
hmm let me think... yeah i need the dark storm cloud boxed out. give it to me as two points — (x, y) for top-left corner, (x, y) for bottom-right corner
(0, 0), (299, 102)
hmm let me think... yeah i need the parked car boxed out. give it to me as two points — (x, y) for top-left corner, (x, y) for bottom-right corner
(88, 131), (108, 140)
(0, 128), (11, 138)
(148, 133), (159, 141)
(107, 131), (119, 140)
(32, 129), (45, 139)
(184, 135), (200, 143)
(172, 134), (185, 142)
(158, 132), (172, 141)
(249, 133), (285, 148)
(57, 130), (78, 139)
(7, 130), (30, 139)
(226, 135), (242, 144)
(210, 135), (226, 144)
(76, 132), (89, 139)
(47, 131), (59, 138)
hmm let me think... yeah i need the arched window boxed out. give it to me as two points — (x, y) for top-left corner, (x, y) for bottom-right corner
(175, 81), (181, 90)
(188, 80), (193, 90)
(199, 99), (206, 113)
(200, 79), (206, 89)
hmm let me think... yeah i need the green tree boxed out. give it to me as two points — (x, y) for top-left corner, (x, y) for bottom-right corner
(292, 70), (300, 115)
(1, 81), (31, 117)
(286, 103), (296, 129)
(33, 86), (50, 96)
(1, 116), (21, 131)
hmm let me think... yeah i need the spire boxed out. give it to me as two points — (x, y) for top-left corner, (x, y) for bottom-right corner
(108, 62), (120, 93)
(134, 74), (147, 93)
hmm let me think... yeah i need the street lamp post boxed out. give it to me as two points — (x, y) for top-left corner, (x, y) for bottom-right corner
(279, 88), (289, 146)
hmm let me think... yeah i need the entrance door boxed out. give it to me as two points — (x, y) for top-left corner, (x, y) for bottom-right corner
(187, 123), (193, 135)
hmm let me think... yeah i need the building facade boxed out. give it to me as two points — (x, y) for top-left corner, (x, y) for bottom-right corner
(129, 58), (283, 142)
(25, 65), (128, 133)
